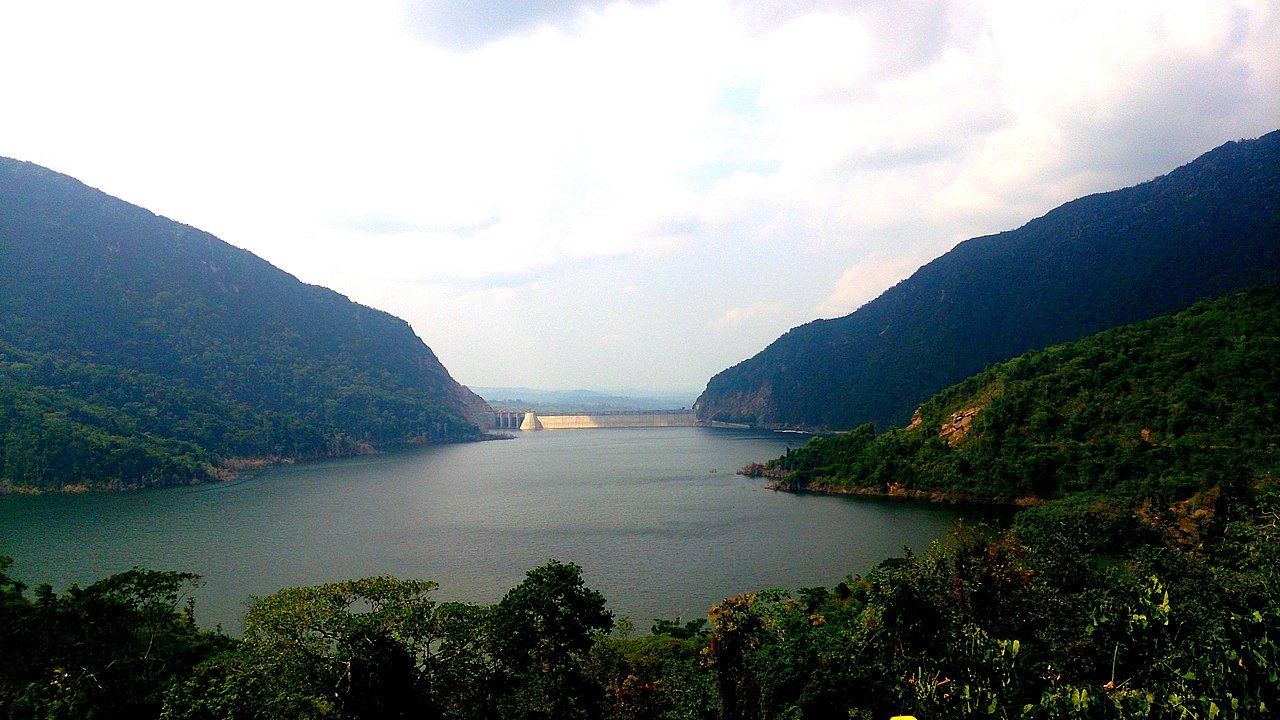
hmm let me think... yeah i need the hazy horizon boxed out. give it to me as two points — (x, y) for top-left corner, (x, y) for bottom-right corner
(469, 386), (701, 409)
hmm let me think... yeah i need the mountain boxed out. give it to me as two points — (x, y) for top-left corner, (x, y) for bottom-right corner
(696, 130), (1280, 431)
(0, 158), (490, 491)
(746, 284), (1280, 502)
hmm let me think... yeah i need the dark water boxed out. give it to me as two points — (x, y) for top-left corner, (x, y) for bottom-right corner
(0, 427), (973, 633)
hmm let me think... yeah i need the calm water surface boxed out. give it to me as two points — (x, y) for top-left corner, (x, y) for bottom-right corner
(0, 428), (973, 632)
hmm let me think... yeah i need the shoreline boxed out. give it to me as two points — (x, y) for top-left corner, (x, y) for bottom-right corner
(0, 433), (509, 495)
(757, 475), (1045, 508)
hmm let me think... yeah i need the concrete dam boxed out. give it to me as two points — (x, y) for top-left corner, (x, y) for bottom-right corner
(486, 409), (698, 431)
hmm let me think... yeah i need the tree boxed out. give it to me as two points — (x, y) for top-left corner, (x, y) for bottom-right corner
(0, 565), (226, 720)
(164, 576), (440, 720)
(492, 560), (614, 720)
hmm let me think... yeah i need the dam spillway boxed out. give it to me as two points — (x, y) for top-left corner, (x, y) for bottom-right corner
(486, 409), (698, 431)
(530, 410), (697, 430)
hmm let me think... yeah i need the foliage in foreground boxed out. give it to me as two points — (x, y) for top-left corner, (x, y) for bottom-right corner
(2, 482), (1278, 719)
(696, 483), (1280, 719)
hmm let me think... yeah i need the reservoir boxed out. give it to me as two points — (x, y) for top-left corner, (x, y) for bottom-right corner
(0, 427), (974, 633)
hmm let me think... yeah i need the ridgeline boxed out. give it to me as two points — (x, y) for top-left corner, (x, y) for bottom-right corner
(696, 130), (1280, 431)
(0, 158), (489, 492)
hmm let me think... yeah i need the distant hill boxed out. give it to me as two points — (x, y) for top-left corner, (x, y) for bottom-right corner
(470, 387), (697, 413)
(746, 284), (1280, 502)
(0, 158), (489, 491)
(696, 130), (1280, 431)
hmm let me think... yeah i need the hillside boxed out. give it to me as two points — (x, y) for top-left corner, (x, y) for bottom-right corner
(0, 158), (489, 491)
(696, 129), (1280, 431)
(745, 284), (1280, 502)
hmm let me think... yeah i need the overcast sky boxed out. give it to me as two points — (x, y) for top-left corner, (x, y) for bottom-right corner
(2, 1), (1277, 395)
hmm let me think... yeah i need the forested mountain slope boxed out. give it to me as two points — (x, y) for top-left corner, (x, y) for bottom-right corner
(696, 130), (1280, 430)
(0, 158), (488, 491)
(747, 284), (1280, 502)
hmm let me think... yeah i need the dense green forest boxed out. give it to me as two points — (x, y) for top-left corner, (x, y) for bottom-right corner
(0, 158), (488, 492)
(744, 285), (1280, 503)
(696, 129), (1280, 432)
(2, 286), (1277, 719)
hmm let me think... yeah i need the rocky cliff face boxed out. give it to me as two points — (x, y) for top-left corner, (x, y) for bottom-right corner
(692, 381), (776, 427)
(458, 385), (497, 431)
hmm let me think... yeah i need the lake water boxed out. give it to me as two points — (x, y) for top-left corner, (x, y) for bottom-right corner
(0, 427), (974, 633)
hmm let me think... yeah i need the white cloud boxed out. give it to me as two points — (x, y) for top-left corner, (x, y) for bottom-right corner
(403, 0), (664, 51)
(816, 254), (928, 319)
(717, 302), (782, 328)
(1, 0), (1276, 391)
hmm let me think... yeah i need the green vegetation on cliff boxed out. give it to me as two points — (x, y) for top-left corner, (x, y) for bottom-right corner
(0, 158), (487, 491)
(696, 130), (1280, 431)
(747, 285), (1280, 503)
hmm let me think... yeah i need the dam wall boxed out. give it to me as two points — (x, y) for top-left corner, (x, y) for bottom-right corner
(514, 410), (697, 430)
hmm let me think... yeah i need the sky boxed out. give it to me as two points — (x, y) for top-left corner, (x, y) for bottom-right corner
(2, 1), (1277, 396)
